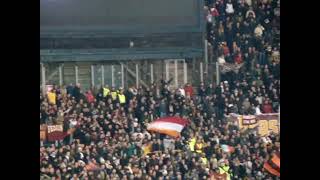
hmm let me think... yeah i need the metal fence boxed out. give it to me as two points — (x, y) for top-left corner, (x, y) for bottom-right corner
(40, 59), (218, 94)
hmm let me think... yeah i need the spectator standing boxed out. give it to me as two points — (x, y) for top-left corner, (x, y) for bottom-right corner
(73, 83), (81, 103)
(47, 89), (56, 105)
(262, 100), (273, 113)
(85, 90), (94, 104)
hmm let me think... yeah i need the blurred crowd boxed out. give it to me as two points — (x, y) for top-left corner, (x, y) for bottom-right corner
(206, 0), (280, 68)
(40, 0), (280, 179)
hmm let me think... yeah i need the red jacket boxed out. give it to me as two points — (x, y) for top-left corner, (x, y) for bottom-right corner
(86, 92), (95, 104)
(184, 85), (194, 97)
(223, 46), (230, 56)
(234, 53), (243, 64)
(211, 8), (220, 17)
(263, 103), (273, 113)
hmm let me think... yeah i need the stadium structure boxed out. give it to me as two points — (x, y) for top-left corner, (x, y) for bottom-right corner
(40, 0), (217, 92)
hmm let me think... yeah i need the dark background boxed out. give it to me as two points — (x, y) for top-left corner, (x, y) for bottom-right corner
(40, 0), (199, 28)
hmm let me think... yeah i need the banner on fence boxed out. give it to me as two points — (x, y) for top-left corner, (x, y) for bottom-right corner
(220, 63), (244, 74)
(47, 125), (68, 142)
(229, 113), (279, 136)
(40, 124), (77, 142)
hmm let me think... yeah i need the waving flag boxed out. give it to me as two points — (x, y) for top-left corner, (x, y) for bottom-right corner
(46, 125), (76, 142)
(210, 172), (227, 180)
(221, 144), (235, 153)
(147, 117), (189, 138)
(142, 143), (152, 155)
(264, 153), (280, 177)
(47, 125), (68, 142)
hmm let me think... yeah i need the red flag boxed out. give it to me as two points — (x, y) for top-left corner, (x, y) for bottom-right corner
(264, 153), (280, 177)
(47, 125), (68, 142)
(210, 172), (227, 180)
(147, 117), (189, 138)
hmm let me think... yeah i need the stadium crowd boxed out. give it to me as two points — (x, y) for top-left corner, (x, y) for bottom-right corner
(40, 0), (280, 179)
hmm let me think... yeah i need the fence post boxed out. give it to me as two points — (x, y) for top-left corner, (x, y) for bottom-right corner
(101, 65), (105, 86)
(111, 65), (115, 87)
(174, 60), (178, 87)
(165, 60), (169, 81)
(59, 64), (63, 86)
(135, 63), (139, 88)
(204, 39), (208, 75)
(150, 63), (154, 84)
(75, 65), (79, 84)
(121, 63), (124, 88)
(216, 62), (220, 85)
(200, 62), (203, 82)
(41, 63), (46, 95)
(183, 61), (187, 84)
(91, 65), (95, 87)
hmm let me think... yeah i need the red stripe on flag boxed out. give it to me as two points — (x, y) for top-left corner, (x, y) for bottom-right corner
(153, 117), (189, 126)
(264, 162), (280, 177)
(271, 154), (280, 168)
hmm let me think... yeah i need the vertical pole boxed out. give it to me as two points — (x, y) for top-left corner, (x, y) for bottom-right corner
(216, 62), (220, 85)
(174, 60), (178, 87)
(150, 63), (154, 84)
(183, 60), (187, 84)
(75, 65), (79, 84)
(135, 63), (139, 88)
(91, 65), (95, 87)
(192, 58), (196, 85)
(204, 39), (208, 74)
(200, 62), (203, 82)
(121, 63), (124, 88)
(111, 65), (115, 87)
(125, 62), (128, 88)
(59, 64), (63, 86)
(165, 60), (169, 81)
(41, 63), (46, 95)
(161, 60), (164, 80)
(101, 65), (105, 86)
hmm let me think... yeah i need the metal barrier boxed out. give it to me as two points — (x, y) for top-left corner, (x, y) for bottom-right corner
(40, 58), (218, 93)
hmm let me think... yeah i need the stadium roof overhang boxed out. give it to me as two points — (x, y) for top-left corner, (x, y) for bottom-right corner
(40, 0), (205, 62)
(40, 47), (203, 62)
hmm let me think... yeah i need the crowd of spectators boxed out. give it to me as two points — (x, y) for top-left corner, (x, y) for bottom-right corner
(40, 0), (280, 179)
(205, 0), (280, 68)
